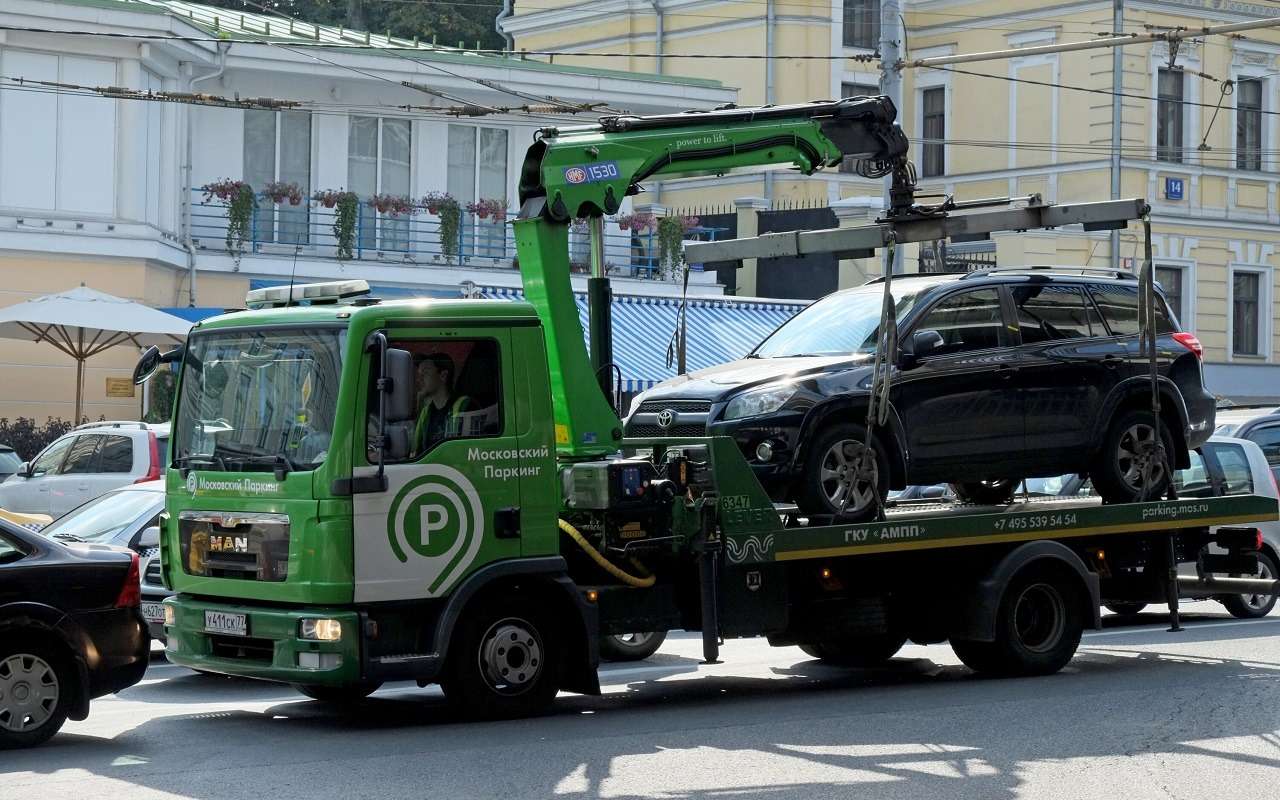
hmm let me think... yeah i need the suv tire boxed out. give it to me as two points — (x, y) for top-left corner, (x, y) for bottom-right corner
(796, 423), (888, 522)
(1091, 409), (1177, 504)
(951, 480), (1020, 506)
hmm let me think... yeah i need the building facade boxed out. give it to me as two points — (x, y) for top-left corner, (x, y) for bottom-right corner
(503, 0), (1280, 400)
(0, 0), (739, 422)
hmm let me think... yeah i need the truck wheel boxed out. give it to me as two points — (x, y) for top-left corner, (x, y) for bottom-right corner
(600, 631), (667, 662)
(952, 569), (1084, 678)
(950, 480), (1020, 506)
(796, 423), (888, 522)
(1221, 550), (1278, 619)
(0, 641), (73, 750)
(293, 682), (381, 704)
(1104, 602), (1147, 617)
(799, 632), (907, 667)
(1091, 410), (1176, 504)
(441, 595), (561, 719)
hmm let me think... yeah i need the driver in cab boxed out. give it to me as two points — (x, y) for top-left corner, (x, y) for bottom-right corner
(413, 353), (470, 455)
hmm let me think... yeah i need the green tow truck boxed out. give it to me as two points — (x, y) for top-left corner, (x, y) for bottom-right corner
(137, 97), (1280, 717)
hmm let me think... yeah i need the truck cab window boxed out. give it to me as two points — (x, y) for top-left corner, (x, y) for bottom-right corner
(371, 339), (503, 462)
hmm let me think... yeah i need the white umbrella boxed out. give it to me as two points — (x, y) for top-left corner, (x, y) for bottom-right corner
(0, 285), (192, 422)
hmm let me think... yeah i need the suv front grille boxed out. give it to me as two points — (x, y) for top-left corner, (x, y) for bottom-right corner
(628, 423), (708, 437)
(626, 399), (712, 438)
(636, 400), (712, 414)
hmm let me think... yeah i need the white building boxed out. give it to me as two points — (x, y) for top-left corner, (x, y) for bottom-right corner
(0, 0), (777, 422)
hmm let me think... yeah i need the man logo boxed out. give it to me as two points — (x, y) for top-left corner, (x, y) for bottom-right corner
(656, 409), (677, 429)
(386, 465), (485, 594)
(186, 472), (199, 496)
(564, 166), (588, 184)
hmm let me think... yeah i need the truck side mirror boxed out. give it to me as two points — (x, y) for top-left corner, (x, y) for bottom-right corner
(133, 346), (161, 385)
(377, 347), (416, 463)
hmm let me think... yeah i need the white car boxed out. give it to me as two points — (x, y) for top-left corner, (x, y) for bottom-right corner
(0, 421), (167, 518)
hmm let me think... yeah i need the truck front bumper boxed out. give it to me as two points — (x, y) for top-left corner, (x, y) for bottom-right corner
(163, 597), (363, 686)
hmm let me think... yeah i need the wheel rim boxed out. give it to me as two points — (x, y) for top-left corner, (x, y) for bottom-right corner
(0, 653), (59, 733)
(1241, 560), (1275, 611)
(1116, 423), (1166, 490)
(819, 438), (878, 513)
(477, 618), (543, 696)
(1012, 583), (1066, 654)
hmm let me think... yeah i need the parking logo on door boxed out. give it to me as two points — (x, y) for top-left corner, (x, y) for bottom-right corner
(386, 465), (485, 594)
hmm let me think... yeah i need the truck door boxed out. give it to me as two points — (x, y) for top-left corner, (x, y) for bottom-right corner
(351, 327), (523, 603)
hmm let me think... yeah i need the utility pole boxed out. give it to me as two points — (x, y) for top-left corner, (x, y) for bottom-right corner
(1111, 0), (1123, 271)
(346, 0), (366, 32)
(880, 0), (904, 274)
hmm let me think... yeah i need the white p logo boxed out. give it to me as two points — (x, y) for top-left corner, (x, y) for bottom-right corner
(419, 504), (448, 547)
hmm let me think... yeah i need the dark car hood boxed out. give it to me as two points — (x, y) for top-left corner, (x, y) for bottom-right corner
(641, 354), (872, 400)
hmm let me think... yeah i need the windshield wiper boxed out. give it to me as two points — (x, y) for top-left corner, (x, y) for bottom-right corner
(51, 533), (85, 543)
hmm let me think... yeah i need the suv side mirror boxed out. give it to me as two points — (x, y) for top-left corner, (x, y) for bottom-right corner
(904, 329), (945, 361)
(137, 525), (161, 550)
(16, 461), (30, 479)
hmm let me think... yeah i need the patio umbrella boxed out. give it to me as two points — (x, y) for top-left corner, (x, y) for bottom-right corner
(0, 285), (192, 423)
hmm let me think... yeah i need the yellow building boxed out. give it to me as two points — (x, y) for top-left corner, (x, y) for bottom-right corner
(503, 0), (1280, 399)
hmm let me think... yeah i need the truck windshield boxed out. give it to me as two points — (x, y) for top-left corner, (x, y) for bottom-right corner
(752, 282), (928, 358)
(173, 327), (345, 472)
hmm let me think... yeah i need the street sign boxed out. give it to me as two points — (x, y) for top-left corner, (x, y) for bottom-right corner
(105, 377), (135, 398)
(1165, 177), (1184, 200)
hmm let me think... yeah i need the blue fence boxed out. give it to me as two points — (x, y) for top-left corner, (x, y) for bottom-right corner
(190, 191), (727, 280)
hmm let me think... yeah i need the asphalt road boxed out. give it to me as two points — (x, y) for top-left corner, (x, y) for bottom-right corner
(4, 605), (1280, 800)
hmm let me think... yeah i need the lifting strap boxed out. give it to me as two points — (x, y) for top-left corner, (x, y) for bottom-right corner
(847, 235), (898, 521)
(1137, 214), (1177, 503)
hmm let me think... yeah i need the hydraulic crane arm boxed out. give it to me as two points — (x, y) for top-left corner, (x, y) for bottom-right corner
(512, 97), (913, 459)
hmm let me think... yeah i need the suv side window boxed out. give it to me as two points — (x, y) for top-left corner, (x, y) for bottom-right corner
(1011, 284), (1103, 343)
(1088, 283), (1176, 336)
(28, 436), (74, 477)
(1244, 423), (1280, 481)
(1212, 443), (1254, 495)
(912, 288), (1005, 356)
(98, 435), (134, 473)
(61, 435), (104, 475)
(1173, 450), (1215, 497)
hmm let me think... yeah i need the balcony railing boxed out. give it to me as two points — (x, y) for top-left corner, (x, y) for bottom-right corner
(190, 191), (726, 280)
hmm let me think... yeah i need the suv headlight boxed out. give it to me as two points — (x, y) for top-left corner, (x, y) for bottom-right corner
(723, 385), (797, 421)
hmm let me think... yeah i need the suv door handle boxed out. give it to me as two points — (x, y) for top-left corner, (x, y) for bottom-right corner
(996, 365), (1018, 380)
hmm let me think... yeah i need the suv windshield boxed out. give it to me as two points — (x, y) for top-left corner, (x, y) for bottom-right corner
(173, 327), (345, 472)
(752, 282), (929, 358)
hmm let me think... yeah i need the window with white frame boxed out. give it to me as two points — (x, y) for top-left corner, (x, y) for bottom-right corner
(1155, 264), (1186, 326)
(1156, 68), (1184, 163)
(1237, 78), (1263, 171)
(921, 87), (945, 177)
(244, 109), (312, 245)
(840, 82), (879, 173)
(1232, 268), (1264, 356)
(447, 125), (509, 257)
(843, 0), (880, 50)
(348, 116), (412, 251)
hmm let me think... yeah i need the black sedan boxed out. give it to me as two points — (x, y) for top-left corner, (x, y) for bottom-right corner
(0, 520), (149, 748)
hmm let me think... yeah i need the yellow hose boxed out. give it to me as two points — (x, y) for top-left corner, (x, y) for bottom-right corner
(558, 518), (656, 588)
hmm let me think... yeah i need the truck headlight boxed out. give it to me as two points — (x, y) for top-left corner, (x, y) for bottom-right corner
(163, 604), (176, 627)
(723, 385), (797, 421)
(299, 618), (343, 642)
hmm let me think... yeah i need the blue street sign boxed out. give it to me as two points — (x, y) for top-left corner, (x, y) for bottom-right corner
(1165, 177), (1185, 200)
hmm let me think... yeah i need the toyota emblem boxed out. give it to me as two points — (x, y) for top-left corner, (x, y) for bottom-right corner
(656, 409), (677, 428)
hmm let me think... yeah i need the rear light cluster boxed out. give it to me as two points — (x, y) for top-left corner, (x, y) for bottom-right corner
(114, 552), (141, 608)
(135, 431), (162, 484)
(1172, 332), (1204, 359)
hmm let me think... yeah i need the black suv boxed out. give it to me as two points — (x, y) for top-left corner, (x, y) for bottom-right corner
(625, 269), (1215, 520)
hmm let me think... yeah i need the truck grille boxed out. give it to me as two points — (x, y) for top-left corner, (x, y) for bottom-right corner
(208, 634), (274, 663)
(179, 511), (290, 582)
(626, 399), (712, 438)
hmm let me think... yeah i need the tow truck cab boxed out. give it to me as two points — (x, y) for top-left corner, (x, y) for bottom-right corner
(159, 283), (577, 689)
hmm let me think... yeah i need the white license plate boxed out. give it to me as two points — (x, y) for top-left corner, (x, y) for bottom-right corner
(141, 603), (166, 624)
(204, 610), (248, 637)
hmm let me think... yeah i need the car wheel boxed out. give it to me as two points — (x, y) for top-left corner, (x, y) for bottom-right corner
(440, 595), (561, 719)
(0, 641), (73, 750)
(796, 423), (889, 522)
(952, 568), (1084, 678)
(950, 479), (1020, 506)
(1104, 602), (1147, 617)
(1091, 409), (1177, 504)
(292, 682), (382, 704)
(599, 631), (668, 662)
(799, 632), (907, 667)
(1221, 550), (1279, 619)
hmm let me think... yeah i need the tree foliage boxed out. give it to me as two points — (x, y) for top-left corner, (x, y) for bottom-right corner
(198, 1), (507, 50)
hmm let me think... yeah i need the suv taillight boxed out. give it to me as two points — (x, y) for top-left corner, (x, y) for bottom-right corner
(115, 552), (141, 608)
(1172, 332), (1204, 359)
(135, 431), (161, 484)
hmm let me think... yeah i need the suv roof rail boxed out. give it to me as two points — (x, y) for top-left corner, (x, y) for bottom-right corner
(862, 273), (954, 285)
(74, 420), (151, 432)
(960, 265), (1136, 281)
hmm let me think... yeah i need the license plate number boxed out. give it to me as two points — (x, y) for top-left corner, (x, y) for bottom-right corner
(204, 610), (247, 637)
(141, 603), (166, 623)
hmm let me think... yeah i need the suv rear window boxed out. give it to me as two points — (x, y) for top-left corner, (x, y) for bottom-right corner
(1088, 284), (1176, 336)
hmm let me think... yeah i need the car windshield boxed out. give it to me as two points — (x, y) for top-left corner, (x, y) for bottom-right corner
(41, 489), (160, 544)
(0, 450), (21, 473)
(752, 282), (928, 358)
(173, 327), (345, 472)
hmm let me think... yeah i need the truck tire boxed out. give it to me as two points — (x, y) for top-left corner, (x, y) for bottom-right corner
(441, 594), (562, 719)
(0, 640), (73, 750)
(952, 568), (1085, 678)
(796, 423), (889, 523)
(293, 682), (381, 704)
(1091, 409), (1176, 504)
(950, 480), (1020, 506)
(1220, 550), (1278, 619)
(1104, 602), (1147, 617)
(799, 632), (907, 667)
(599, 631), (667, 662)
